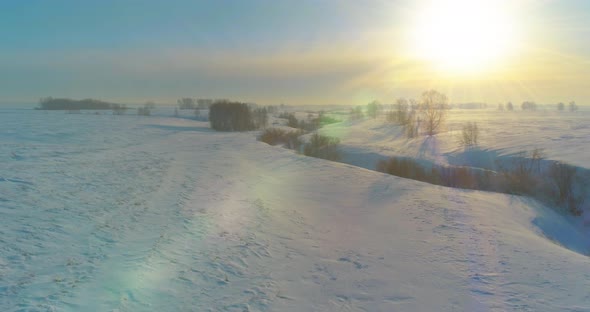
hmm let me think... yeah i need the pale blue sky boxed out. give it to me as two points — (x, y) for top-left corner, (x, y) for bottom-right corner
(1, 0), (589, 105)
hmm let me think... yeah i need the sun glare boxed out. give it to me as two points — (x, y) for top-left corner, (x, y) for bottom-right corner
(408, 0), (520, 75)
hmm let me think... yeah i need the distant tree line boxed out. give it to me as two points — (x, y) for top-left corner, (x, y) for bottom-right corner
(177, 98), (217, 109)
(547, 101), (579, 111)
(209, 100), (268, 131)
(37, 97), (122, 110)
(496, 100), (578, 112)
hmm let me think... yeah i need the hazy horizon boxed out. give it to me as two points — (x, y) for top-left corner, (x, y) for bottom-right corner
(1, 0), (590, 106)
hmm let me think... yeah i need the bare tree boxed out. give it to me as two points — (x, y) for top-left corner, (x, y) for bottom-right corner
(521, 101), (537, 111)
(349, 106), (364, 120)
(177, 98), (196, 109)
(458, 122), (479, 147)
(144, 101), (156, 109)
(395, 98), (409, 124)
(569, 101), (578, 112)
(506, 102), (514, 111)
(420, 90), (448, 136)
(366, 100), (382, 119)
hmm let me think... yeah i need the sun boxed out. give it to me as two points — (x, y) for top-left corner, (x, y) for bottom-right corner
(407, 0), (520, 75)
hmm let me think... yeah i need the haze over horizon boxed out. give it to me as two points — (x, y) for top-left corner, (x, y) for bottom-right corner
(1, 0), (589, 106)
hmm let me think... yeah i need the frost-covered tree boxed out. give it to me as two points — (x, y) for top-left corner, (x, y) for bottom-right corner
(420, 90), (448, 136)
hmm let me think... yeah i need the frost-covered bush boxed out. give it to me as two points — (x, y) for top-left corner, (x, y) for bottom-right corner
(303, 133), (341, 161)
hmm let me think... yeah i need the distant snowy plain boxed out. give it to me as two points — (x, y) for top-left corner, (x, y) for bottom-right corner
(1, 108), (589, 311)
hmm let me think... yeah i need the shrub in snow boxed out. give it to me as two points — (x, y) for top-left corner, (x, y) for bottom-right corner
(498, 149), (544, 195)
(548, 161), (583, 215)
(436, 166), (481, 189)
(549, 162), (576, 202)
(376, 157), (428, 182)
(112, 104), (127, 115)
(259, 128), (303, 150)
(317, 115), (340, 127)
(303, 133), (341, 161)
(137, 107), (150, 116)
(377, 157), (486, 190)
(278, 112), (300, 129)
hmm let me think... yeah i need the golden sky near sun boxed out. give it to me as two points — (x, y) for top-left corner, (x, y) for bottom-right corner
(1, 0), (589, 105)
(385, 0), (590, 104)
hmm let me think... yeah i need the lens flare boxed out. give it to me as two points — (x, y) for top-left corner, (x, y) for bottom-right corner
(407, 0), (521, 75)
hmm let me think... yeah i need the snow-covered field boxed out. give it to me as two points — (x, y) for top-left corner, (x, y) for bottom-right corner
(2, 108), (590, 311)
(320, 108), (590, 169)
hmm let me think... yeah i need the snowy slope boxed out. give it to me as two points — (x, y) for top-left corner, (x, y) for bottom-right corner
(1, 110), (590, 311)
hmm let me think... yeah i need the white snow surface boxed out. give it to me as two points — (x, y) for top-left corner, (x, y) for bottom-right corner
(1, 109), (590, 311)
